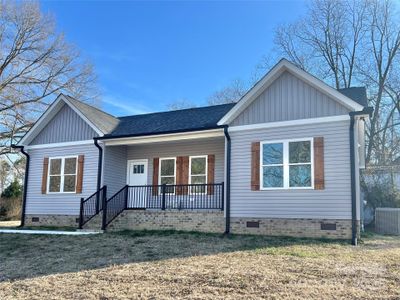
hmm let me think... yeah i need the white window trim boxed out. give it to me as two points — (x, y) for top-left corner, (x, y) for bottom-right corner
(260, 138), (314, 190)
(47, 155), (78, 194)
(189, 155), (208, 195)
(158, 157), (176, 194)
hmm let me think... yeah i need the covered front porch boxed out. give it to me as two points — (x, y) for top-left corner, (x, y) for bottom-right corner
(79, 129), (228, 229)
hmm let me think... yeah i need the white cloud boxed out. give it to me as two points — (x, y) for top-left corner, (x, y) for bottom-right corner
(102, 95), (150, 115)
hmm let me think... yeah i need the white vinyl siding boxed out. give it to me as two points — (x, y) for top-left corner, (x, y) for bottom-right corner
(25, 144), (99, 215)
(101, 138), (225, 198)
(126, 137), (225, 186)
(30, 104), (98, 145)
(229, 120), (351, 219)
(231, 70), (350, 126)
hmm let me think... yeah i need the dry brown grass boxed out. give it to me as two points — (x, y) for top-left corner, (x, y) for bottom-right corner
(0, 197), (21, 221)
(0, 230), (399, 299)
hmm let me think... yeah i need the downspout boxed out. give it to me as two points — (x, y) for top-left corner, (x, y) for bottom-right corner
(349, 107), (373, 246)
(93, 138), (103, 192)
(223, 126), (231, 234)
(11, 145), (30, 228)
(349, 114), (357, 246)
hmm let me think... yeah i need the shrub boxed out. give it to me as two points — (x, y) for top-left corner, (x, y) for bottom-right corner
(362, 171), (400, 210)
(1, 180), (22, 198)
(0, 197), (21, 221)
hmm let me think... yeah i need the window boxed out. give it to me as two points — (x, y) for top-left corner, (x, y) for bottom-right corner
(159, 158), (176, 193)
(189, 156), (207, 194)
(48, 156), (78, 193)
(261, 139), (313, 189)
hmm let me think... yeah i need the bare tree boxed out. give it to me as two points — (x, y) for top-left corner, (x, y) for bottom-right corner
(208, 79), (248, 105)
(167, 98), (197, 110)
(0, 160), (10, 193)
(274, 0), (400, 165)
(0, 1), (97, 157)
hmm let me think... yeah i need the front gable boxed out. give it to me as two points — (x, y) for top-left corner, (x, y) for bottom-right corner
(30, 103), (99, 145)
(231, 70), (350, 126)
(19, 94), (105, 146)
(219, 59), (364, 126)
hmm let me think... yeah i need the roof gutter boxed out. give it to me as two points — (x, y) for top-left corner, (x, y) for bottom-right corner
(11, 145), (30, 227)
(94, 126), (226, 141)
(349, 107), (373, 246)
(223, 126), (231, 234)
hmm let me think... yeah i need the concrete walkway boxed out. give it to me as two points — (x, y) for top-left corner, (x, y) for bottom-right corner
(0, 229), (101, 235)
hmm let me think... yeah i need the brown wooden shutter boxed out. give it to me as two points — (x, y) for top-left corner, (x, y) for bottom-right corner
(76, 155), (84, 194)
(314, 137), (325, 190)
(176, 156), (189, 195)
(152, 157), (159, 195)
(207, 154), (215, 195)
(41, 157), (49, 194)
(251, 142), (260, 191)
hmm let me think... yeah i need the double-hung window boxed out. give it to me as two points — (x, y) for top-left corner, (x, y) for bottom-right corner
(189, 156), (207, 194)
(47, 156), (78, 193)
(261, 139), (313, 189)
(159, 157), (176, 193)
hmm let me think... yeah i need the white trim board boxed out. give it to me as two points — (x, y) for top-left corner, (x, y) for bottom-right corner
(228, 115), (350, 132)
(103, 129), (225, 146)
(25, 140), (94, 150)
(218, 59), (364, 125)
(18, 94), (104, 146)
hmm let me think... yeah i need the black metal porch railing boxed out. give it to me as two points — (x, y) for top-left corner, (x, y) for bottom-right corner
(101, 183), (224, 230)
(79, 185), (107, 229)
(102, 185), (128, 230)
(127, 183), (224, 210)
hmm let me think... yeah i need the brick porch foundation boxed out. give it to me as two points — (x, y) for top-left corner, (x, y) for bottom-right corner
(107, 210), (225, 233)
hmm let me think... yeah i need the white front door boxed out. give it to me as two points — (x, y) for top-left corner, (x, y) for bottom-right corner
(127, 159), (148, 208)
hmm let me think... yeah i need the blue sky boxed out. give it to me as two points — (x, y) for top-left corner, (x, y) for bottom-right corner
(41, 1), (307, 116)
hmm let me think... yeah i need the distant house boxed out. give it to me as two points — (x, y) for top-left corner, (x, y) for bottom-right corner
(15, 59), (372, 244)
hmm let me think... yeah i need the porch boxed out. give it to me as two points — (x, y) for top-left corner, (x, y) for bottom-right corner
(80, 131), (227, 230)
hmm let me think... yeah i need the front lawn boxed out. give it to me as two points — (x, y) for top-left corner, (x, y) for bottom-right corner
(0, 231), (399, 299)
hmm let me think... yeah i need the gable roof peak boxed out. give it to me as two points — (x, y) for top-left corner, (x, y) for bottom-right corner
(218, 58), (365, 125)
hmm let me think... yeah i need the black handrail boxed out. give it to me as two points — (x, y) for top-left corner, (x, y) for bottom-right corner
(126, 183), (224, 210)
(102, 185), (128, 230)
(101, 183), (224, 230)
(79, 185), (107, 229)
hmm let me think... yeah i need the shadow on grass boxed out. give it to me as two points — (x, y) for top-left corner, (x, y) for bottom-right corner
(0, 229), (350, 282)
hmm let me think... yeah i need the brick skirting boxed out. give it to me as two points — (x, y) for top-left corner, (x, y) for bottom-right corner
(24, 214), (79, 227)
(24, 212), (358, 239)
(230, 217), (357, 239)
(107, 210), (225, 233)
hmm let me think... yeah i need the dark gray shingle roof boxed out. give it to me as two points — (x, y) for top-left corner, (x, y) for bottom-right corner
(104, 103), (235, 138)
(66, 85), (367, 139)
(337, 87), (368, 107)
(65, 95), (119, 134)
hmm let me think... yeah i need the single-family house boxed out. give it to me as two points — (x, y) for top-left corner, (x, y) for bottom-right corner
(14, 59), (372, 244)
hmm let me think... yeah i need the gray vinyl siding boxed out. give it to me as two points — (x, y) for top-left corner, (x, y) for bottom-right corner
(231, 71), (350, 126)
(25, 144), (99, 215)
(30, 104), (98, 145)
(229, 120), (351, 219)
(103, 145), (127, 196)
(101, 137), (225, 198)
(126, 137), (225, 185)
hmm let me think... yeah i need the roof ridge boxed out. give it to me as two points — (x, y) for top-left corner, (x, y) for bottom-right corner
(65, 95), (117, 119)
(118, 102), (236, 119)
